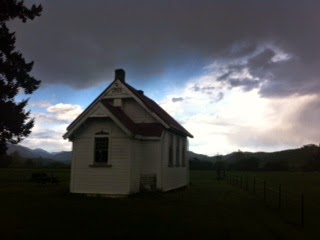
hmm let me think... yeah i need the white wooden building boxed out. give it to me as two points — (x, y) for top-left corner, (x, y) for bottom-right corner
(63, 69), (193, 195)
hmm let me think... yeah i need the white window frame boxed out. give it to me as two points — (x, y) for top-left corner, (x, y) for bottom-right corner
(168, 133), (174, 167)
(181, 138), (186, 167)
(176, 136), (180, 167)
(92, 132), (111, 167)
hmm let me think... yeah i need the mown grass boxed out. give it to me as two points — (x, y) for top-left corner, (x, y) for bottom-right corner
(0, 169), (314, 239)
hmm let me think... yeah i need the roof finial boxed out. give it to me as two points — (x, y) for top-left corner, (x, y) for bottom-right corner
(115, 69), (125, 82)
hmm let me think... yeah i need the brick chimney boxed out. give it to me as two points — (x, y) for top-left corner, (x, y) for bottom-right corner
(115, 69), (125, 82)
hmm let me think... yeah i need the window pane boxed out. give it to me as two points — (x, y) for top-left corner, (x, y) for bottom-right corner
(168, 134), (173, 167)
(176, 137), (180, 167)
(182, 139), (186, 167)
(95, 138), (109, 163)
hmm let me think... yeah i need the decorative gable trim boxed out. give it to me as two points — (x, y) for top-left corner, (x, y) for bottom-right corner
(104, 79), (130, 98)
(63, 102), (108, 139)
(64, 100), (164, 140)
(63, 101), (131, 139)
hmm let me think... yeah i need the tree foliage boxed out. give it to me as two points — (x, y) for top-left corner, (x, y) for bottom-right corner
(303, 144), (320, 171)
(189, 157), (214, 170)
(228, 157), (259, 171)
(0, 0), (42, 156)
(264, 160), (289, 171)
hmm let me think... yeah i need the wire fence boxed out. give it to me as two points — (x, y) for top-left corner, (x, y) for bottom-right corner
(224, 173), (304, 228)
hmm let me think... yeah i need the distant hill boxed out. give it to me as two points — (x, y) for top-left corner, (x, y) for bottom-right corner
(7, 144), (39, 159)
(5, 143), (319, 171)
(53, 151), (72, 162)
(188, 144), (320, 171)
(222, 146), (318, 165)
(32, 148), (53, 159)
(6, 143), (72, 163)
(186, 151), (210, 161)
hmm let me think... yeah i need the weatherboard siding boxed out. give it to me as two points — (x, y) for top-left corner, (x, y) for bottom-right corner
(122, 98), (156, 123)
(70, 142), (76, 192)
(128, 139), (162, 192)
(70, 118), (131, 195)
(162, 131), (188, 191)
(129, 140), (141, 193)
(139, 140), (162, 188)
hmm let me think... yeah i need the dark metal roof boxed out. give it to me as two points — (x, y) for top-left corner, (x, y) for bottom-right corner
(124, 83), (193, 138)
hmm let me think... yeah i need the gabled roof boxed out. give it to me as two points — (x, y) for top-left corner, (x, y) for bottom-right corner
(64, 70), (193, 139)
(100, 100), (164, 137)
(124, 83), (193, 138)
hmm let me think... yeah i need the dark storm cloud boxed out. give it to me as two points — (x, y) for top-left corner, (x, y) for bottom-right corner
(10, 0), (320, 95)
(216, 92), (224, 102)
(247, 49), (275, 70)
(192, 84), (215, 94)
(229, 78), (260, 92)
(172, 97), (184, 103)
(216, 46), (320, 97)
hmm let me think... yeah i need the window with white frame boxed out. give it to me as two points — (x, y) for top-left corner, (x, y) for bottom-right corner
(94, 132), (109, 163)
(181, 138), (186, 167)
(168, 133), (174, 167)
(176, 137), (180, 167)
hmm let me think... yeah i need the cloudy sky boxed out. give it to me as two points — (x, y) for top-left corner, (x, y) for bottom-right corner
(10, 0), (320, 155)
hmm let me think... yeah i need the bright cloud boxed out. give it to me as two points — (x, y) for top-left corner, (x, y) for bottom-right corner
(21, 102), (83, 152)
(30, 101), (52, 108)
(159, 66), (320, 156)
(47, 103), (83, 122)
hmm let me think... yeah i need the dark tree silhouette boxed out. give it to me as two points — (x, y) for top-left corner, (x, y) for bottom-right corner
(0, 0), (42, 157)
(228, 157), (259, 171)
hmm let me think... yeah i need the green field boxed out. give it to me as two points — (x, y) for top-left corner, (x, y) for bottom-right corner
(0, 169), (318, 239)
(226, 171), (320, 237)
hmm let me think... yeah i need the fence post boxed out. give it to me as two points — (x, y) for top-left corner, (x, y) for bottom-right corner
(263, 180), (266, 202)
(278, 184), (282, 209)
(253, 177), (256, 194)
(301, 193), (304, 228)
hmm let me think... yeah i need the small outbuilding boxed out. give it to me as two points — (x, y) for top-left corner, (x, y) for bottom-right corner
(63, 69), (193, 195)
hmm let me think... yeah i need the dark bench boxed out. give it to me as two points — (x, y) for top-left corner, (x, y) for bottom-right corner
(31, 172), (59, 184)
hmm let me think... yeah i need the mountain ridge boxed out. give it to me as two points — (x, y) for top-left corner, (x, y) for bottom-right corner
(6, 144), (72, 162)
(6, 143), (319, 169)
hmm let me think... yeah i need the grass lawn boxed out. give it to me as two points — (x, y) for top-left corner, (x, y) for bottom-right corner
(0, 169), (313, 239)
(227, 171), (320, 238)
